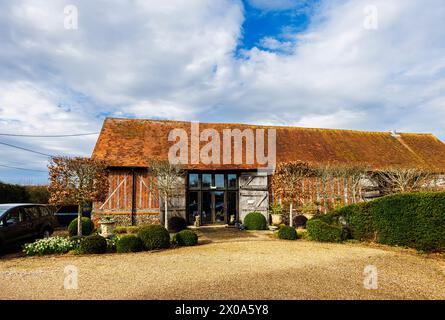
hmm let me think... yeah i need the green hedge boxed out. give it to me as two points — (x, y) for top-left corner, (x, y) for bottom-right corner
(174, 230), (198, 246)
(277, 225), (298, 240)
(68, 217), (95, 237)
(306, 219), (347, 242)
(137, 225), (170, 250)
(80, 235), (107, 254)
(243, 211), (267, 230)
(0, 182), (49, 203)
(116, 235), (144, 253)
(316, 192), (445, 252)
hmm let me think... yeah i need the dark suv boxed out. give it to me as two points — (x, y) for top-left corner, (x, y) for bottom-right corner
(0, 204), (58, 251)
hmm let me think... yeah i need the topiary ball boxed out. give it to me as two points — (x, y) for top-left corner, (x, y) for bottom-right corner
(243, 211), (267, 230)
(68, 217), (95, 237)
(168, 216), (187, 233)
(175, 230), (198, 246)
(137, 225), (170, 250)
(80, 235), (107, 254)
(278, 225), (298, 240)
(116, 235), (144, 253)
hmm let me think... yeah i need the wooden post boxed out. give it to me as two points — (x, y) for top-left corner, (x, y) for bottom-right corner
(164, 195), (168, 229)
(289, 202), (293, 227)
(77, 203), (83, 237)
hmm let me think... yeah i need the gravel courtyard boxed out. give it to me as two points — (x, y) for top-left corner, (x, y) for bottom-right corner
(1, 228), (445, 300)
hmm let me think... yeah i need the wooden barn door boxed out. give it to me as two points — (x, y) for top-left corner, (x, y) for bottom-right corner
(239, 172), (269, 222)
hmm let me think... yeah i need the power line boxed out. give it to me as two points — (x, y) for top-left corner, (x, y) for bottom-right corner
(0, 164), (47, 173)
(0, 141), (53, 157)
(0, 132), (99, 137)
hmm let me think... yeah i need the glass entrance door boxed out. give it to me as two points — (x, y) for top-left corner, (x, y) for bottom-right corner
(201, 192), (213, 224)
(187, 173), (239, 225)
(201, 191), (225, 224)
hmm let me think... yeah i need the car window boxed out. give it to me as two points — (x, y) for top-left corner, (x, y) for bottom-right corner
(22, 207), (39, 219)
(6, 208), (21, 224)
(39, 206), (49, 216)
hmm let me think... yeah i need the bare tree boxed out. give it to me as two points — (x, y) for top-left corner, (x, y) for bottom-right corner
(48, 157), (109, 236)
(371, 166), (436, 194)
(272, 161), (311, 226)
(313, 164), (335, 213)
(149, 160), (184, 229)
(345, 165), (369, 203)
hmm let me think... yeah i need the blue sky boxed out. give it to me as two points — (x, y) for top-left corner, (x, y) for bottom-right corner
(0, 0), (445, 184)
(237, 0), (317, 54)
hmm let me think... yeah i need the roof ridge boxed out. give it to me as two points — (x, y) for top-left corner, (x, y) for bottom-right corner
(104, 117), (433, 136)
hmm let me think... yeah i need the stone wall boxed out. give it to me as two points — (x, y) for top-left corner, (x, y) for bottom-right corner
(92, 213), (161, 226)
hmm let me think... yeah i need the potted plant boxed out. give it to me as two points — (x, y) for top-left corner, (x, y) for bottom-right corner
(99, 216), (116, 238)
(269, 202), (284, 226)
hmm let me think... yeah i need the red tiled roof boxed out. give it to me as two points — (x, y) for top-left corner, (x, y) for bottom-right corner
(92, 118), (445, 172)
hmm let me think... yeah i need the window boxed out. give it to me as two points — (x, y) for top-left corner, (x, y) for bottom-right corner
(215, 174), (225, 188)
(6, 208), (21, 224)
(188, 192), (199, 224)
(39, 206), (51, 217)
(228, 174), (238, 189)
(23, 206), (40, 218)
(188, 174), (200, 189)
(202, 174), (212, 188)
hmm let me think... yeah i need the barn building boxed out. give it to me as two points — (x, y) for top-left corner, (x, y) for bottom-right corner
(91, 118), (445, 226)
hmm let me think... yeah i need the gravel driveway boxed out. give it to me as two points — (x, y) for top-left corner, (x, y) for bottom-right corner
(1, 228), (445, 300)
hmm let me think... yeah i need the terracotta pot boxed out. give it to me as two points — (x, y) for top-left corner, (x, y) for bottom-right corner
(271, 214), (284, 226)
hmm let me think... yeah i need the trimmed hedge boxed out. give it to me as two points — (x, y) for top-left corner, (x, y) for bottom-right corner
(175, 230), (198, 246)
(116, 235), (144, 253)
(243, 211), (267, 230)
(277, 225), (298, 240)
(0, 182), (49, 204)
(80, 235), (107, 254)
(68, 217), (95, 237)
(316, 192), (445, 252)
(168, 216), (187, 233)
(137, 225), (170, 250)
(306, 219), (347, 243)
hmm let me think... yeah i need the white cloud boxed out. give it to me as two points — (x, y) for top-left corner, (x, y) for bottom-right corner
(0, 0), (445, 182)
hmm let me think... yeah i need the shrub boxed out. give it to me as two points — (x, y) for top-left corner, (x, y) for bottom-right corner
(137, 225), (170, 250)
(68, 217), (95, 237)
(106, 235), (118, 253)
(243, 211), (267, 230)
(293, 215), (308, 228)
(175, 230), (198, 246)
(327, 202), (373, 240)
(114, 226), (128, 234)
(321, 192), (445, 252)
(168, 216), (187, 233)
(79, 235), (107, 254)
(116, 235), (144, 253)
(277, 225), (298, 240)
(307, 219), (347, 242)
(23, 237), (76, 256)
(369, 192), (445, 251)
(127, 226), (140, 234)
